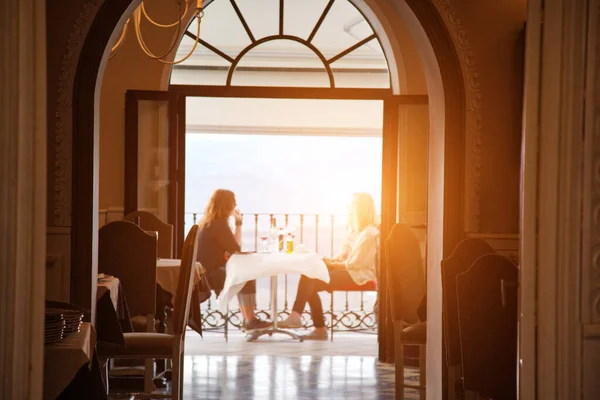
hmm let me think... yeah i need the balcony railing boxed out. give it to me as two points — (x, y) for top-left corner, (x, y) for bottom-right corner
(185, 212), (378, 334)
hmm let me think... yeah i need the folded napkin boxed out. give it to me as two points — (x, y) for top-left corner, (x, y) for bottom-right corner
(293, 244), (311, 254)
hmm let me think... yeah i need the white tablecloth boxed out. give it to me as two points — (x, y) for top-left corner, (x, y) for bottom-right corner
(217, 252), (330, 311)
(97, 276), (120, 310)
(156, 258), (203, 303)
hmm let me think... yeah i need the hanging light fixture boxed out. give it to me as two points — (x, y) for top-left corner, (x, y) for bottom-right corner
(110, 0), (203, 64)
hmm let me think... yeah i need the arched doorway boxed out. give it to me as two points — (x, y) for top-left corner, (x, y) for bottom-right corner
(122, 0), (430, 370)
(70, 1), (467, 397)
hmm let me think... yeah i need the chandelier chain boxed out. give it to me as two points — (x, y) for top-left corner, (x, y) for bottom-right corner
(109, 0), (203, 65)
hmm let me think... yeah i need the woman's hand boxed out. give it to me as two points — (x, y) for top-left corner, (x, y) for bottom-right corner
(324, 260), (346, 270)
(232, 208), (243, 225)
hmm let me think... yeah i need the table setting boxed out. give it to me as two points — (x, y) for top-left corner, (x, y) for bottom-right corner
(217, 243), (330, 341)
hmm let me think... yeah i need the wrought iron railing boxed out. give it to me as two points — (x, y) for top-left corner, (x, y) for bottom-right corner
(185, 212), (378, 334)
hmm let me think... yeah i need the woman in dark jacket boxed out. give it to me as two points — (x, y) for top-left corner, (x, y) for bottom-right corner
(196, 189), (271, 332)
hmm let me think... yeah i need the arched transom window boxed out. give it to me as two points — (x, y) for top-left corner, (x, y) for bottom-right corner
(171, 0), (390, 88)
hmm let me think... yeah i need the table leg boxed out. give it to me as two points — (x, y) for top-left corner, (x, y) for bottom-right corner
(245, 275), (303, 342)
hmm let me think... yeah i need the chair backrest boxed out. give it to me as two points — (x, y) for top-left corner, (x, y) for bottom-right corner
(441, 237), (494, 367)
(124, 210), (174, 259)
(98, 220), (157, 319)
(456, 254), (518, 400)
(172, 224), (200, 335)
(384, 223), (426, 324)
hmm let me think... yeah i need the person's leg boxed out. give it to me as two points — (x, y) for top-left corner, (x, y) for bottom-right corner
(322, 270), (356, 290)
(302, 270), (357, 340)
(291, 274), (317, 315)
(237, 280), (256, 323)
(279, 275), (317, 328)
(237, 280), (272, 330)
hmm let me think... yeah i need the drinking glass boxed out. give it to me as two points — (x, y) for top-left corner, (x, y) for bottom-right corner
(260, 233), (269, 253)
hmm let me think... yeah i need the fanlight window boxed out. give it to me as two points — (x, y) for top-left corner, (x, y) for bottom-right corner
(171, 0), (390, 88)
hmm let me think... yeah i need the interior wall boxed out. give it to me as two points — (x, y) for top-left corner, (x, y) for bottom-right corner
(99, 0), (194, 213)
(436, 0), (526, 234)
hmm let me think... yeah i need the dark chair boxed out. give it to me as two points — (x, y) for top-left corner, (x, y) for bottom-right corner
(441, 238), (494, 399)
(456, 254), (518, 400)
(99, 224), (201, 398)
(385, 223), (426, 399)
(124, 210), (174, 259)
(99, 220), (157, 332)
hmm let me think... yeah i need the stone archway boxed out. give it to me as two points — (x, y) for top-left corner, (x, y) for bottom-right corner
(49, 0), (473, 397)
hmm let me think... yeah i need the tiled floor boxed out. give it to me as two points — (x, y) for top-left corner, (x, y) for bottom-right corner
(109, 330), (421, 399)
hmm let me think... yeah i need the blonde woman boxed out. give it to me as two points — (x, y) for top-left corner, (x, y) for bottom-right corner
(197, 189), (271, 332)
(279, 192), (379, 340)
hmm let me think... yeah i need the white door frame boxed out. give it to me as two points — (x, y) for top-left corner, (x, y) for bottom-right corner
(518, 0), (542, 397)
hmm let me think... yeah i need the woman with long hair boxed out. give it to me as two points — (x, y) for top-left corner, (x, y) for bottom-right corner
(279, 192), (379, 340)
(197, 189), (271, 331)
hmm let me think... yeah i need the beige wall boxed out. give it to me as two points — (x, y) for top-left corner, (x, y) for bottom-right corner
(99, 0), (188, 211)
(447, 0), (526, 233)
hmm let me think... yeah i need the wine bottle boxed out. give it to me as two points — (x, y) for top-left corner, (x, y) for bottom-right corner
(270, 218), (279, 252)
(278, 226), (285, 252)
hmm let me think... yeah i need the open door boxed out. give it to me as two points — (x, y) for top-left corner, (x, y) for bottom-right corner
(378, 98), (429, 363)
(125, 90), (185, 256)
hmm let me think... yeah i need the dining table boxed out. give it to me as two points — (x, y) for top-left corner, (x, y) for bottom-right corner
(96, 275), (133, 346)
(218, 251), (330, 341)
(44, 323), (101, 399)
(156, 258), (208, 335)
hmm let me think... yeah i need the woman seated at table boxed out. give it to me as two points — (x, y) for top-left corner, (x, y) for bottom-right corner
(279, 192), (379, 340)
(197, 189), (272, 331)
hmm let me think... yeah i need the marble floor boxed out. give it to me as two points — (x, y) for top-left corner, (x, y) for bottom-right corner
(109, 330), (421, 399)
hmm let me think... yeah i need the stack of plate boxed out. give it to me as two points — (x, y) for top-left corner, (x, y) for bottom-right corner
(62, 310), (84, 336)
(44, 309), (65, 344)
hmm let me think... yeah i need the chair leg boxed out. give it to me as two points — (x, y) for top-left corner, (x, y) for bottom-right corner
(448, 365), (457, 400)
(419, 345), (426, 400)
(225, 305), (229, 342)
(103, 358), (110, 394)
(172, 354), (180, 400)
(144, 358), (154, 394)
(179, 352), (185, 397)
(330, 292), (334, 342)
(394, 322), (405, 400)
(172, 343), (184, 400)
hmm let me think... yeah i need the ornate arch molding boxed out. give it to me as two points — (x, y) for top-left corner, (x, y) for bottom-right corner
(432, 0), (483, 233)
(51, 0), (104, 227)
(53, 0), (141, 309)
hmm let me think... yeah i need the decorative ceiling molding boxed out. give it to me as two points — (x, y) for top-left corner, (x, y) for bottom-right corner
(432, 0), (483, 233)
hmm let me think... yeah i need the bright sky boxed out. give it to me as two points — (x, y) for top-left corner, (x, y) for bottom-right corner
(185, 133), (382, 217)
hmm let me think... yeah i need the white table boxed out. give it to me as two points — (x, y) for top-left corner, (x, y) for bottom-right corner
(217, 252), (330, 341)
(156, 258), (204, 303)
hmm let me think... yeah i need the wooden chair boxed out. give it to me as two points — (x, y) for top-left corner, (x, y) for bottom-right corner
(99, 224), (201, 399)
(124, 211), (175, 336)
(441, 238), (494, 399)
(456, 254), (518, 400)
(124, 210), (174, 259)
(385, 223), (426, 399)
(99, 220), (157, 333)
